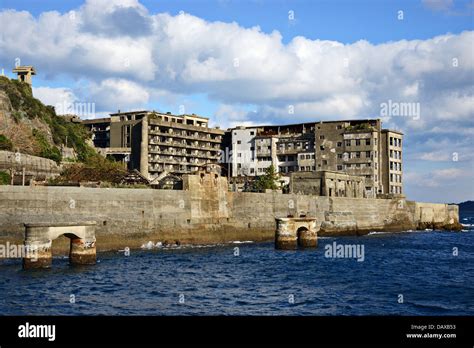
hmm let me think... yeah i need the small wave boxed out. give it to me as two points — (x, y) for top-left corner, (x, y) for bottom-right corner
(230, 241), (254, 244)
(367, 231), (391, 236)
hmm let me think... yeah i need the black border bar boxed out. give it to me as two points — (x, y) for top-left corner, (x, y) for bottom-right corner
(0, 316), (472, 346)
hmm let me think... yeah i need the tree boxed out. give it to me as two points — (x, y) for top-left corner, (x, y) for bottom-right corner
(253, 165), (279, 192)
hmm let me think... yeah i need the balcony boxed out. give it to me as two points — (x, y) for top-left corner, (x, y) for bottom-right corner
(148, 129), (222, 143)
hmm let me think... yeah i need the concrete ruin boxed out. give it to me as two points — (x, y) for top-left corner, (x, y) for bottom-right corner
(12, 66), (36, 85)
(289, 170), (366, 198)
(22, 222), (96, 269)
(0, 171), (462, 254)
(275, 217), (318, 250)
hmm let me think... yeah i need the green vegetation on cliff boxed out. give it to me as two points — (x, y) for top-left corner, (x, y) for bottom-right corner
(0, 134), (13, 151)
(0, 76), (97, 163)
(0, 171), (10, 185)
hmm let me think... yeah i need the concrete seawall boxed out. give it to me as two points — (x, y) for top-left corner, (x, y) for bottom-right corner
(0, 173), (461, 252)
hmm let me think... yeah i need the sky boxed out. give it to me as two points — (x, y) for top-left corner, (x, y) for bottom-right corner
(0, 0), (473, 202)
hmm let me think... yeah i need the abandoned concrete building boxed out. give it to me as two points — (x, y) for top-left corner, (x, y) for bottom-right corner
(289, 170), (366, 198)
(12, 66), (36, 85)
(225, 119), (403, 197)
(83, 111), (224, 179)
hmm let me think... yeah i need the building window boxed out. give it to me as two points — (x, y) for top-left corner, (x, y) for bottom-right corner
(237, 153), (242, 158)
(356, 152), (361, 158)
(390, 137), (393, 146)
(337, 153), (343, 159)
(312, 166), (316, 170)
(366, 151), (371, 158)
(337, 165), (343, 170)
(337, 125), (343, 129)
(237, 140), (241, 144)
(250, 131), (255, 136)
(337, 142), (342, 147)
(322, 160), (328, 165)
(320, 135), (325, 140)
(365, 139), (370, 146)
(355, 139), (360, 146)
(345, 140), (351, 147)
(306, 154), (310, 159)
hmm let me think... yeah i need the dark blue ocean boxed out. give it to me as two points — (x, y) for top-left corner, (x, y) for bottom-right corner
(1, 217), (473, 316)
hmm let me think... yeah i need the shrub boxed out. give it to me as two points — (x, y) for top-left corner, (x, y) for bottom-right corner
(54, 155), (128, 184)
(32, 129), (62, 163)
(0, 134), (13, 151)
(0, 171), (11, 185)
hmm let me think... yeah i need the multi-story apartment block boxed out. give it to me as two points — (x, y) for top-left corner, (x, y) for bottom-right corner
(314, 119), (382, 197)
(227, 119), (403, 197)
(381, 129), (403, 195)
(83, 111), (224, 179)
(230, 123), (316, 177)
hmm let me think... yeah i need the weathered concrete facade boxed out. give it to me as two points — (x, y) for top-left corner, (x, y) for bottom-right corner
(83, 111), (224, 178)
(0, 150), (61, 184)
(227, 119), (404, 198)
(0, 172), (461, 253)
(289, 170), (366, 198)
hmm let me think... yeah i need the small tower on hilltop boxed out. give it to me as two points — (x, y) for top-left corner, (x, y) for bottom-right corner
(12, 66), (36, 85)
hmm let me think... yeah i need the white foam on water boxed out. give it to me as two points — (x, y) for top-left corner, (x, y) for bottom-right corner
(367, 229), (423, 236)
(231, 241), (254, 244)
(367, 231), (391, 236)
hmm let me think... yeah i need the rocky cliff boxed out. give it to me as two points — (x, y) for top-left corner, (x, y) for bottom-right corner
(0, 76), (95, 163)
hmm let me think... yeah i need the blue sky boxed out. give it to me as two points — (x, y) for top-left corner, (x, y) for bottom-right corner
(0, 0), (473, 202)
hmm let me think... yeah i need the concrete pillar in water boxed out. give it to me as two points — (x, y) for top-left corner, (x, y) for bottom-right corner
(297, 228), (318, 248)
(275, 218), (297, 250)
(23, 239), (53, 269)
(69, 224), (96, 265)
